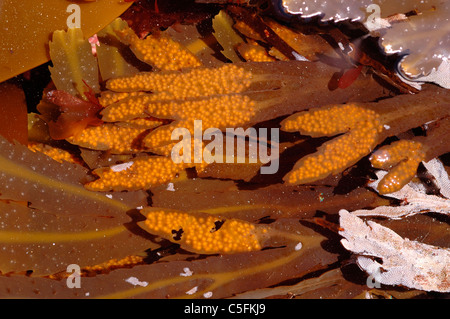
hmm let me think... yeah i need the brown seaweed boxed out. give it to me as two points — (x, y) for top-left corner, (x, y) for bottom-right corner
(150, 177), (383, 221)
(0, 200), (156, 276)
(0, 82), (28, 145)
(0, 219), (337, 298)
(1, 0), (449, 299)
(0, 136), (154, 275)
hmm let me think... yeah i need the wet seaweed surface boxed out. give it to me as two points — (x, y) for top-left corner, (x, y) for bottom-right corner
(0, 0), (449, 299)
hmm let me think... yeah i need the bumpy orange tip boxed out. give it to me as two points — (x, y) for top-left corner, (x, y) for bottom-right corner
(370, 140), (425, 194)
(115, 27), (202, 71)
(66, 123), (150, 154)
(105, 64), (253, 96)
(237, 43), (276, 62)
(84, 156), (185, 191)
(141, 209), (268, 254)
(28, 142), (79, 164)
(98, 91), (146, 107)
(282, 104), (383, 184)
(102, 93), (256, 130)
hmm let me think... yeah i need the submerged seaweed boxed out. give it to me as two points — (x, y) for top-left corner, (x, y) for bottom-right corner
(0, 0), (449, 299)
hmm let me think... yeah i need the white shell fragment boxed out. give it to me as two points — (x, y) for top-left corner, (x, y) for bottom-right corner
(110, 161), (134, 172)
(124, 276), (148, 287)
(180, 267), (194, 277)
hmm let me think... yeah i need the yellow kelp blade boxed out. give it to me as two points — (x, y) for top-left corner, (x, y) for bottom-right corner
(0, 0), (132, 82)
(212, 10), (244, 63)
(96, 18), (143, 81)
(49, 28), (100, 97)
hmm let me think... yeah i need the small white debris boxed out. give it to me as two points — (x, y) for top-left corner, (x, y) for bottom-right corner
(166, 182), (175, 191)
(111, 161), (134, 172)
(203, 291), (213, 298)
(294, 242), (303, 251)
(180, 267), (193, 277)
(363, 16), (391, 32)
(125, 276), (148, 287)
(105, 194), (113, 199)
(383, 124), (390, 130)
(186, 286), (198, 295)
(136, 206), (143, 210)
(292, 51), (309, 62)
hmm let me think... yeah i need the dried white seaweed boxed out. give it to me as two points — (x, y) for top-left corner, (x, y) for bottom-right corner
(339, 155), (450, 292)
(349, 173), (450, 219)
(422, 158), (450, 199)
(350, 159), (450, 219)
(339, 209), (450, 292)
